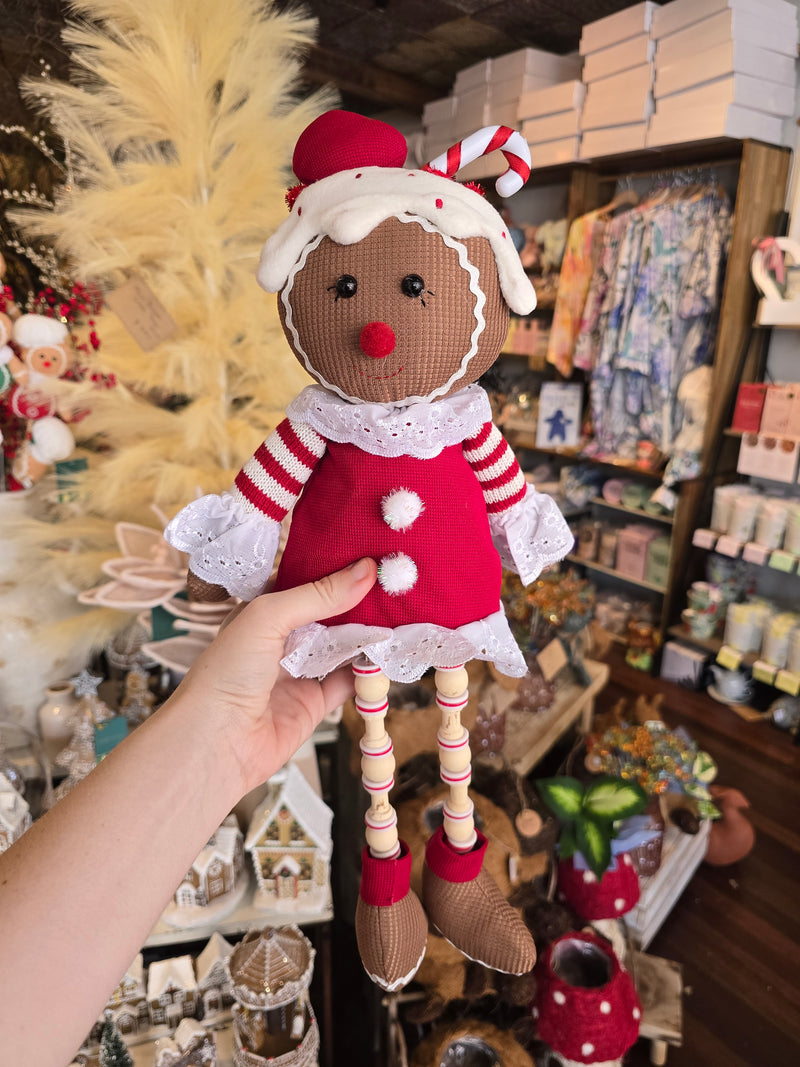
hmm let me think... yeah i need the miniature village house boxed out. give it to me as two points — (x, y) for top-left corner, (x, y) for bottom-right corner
(86, 953), (148, 1045)
(0, 771), (31, 853)
(225, 926), (319, 1067)
(195, 931), (234, 1019)
(174, 815), (244, 909)
(147, 955), (198, 1028)
(153, 1017), (217, 1067)
(245, 762), (332, 911)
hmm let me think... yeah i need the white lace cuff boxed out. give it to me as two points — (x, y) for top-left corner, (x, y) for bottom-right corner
(164, 492), (280, 601)
(489, 483), (574, 585)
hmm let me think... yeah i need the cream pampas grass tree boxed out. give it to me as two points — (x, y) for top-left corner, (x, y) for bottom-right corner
(1, 0), (334, 728)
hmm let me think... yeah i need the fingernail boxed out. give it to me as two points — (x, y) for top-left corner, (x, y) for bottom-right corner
(348, 558), (372, 580)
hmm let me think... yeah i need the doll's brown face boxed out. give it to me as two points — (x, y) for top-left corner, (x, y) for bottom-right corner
(279, 216), (509, 404)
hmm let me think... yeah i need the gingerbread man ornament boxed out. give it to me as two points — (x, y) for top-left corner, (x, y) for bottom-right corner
(167, 111), (572, 990)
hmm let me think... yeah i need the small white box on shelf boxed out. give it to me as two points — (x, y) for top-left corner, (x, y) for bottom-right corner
(491, 72), (558, 106)
(652, 0), (797, 40)
(656, 9), (799, 66)
(646, 101), (786, 147)
(582, 64), (655, 129)
(580, 1), (658, 55)
(517, 80), (585, 120)
(492, 47), (581, 84)
(486, 102), (520, 127)
(453, 85), (490, 134)
(583, 34), (656, 82)
(522, 110), (581, 143)
(654, 41), (797, 99)
(585, 62), (654, 101)
(580, 122), (649, 159)
(530, 136), (582, 167)
(454, 58), (492, 92)
(656, 73), (795, 118)
(422, 96), (455, 127)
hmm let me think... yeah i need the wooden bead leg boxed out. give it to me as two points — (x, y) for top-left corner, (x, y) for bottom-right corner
(353, 656), (399, 860)
(435, 664), (476, 852)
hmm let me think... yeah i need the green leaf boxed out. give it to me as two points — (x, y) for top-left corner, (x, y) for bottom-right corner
(559, 822), (577, 860)
(576, 815), (612, 880)
(582, 776), (647, 821)
(536, 777), (584, 823)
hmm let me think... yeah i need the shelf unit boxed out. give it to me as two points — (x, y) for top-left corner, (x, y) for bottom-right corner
(590, 497), (674, 525)
(565, 553), (667, 594)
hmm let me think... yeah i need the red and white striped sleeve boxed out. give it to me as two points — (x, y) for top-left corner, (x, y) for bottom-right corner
(463, 421), (527, 514)
(232, 417), (326, 521)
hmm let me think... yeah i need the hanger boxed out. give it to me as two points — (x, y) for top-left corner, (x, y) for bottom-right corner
(598, 177), (639, 217)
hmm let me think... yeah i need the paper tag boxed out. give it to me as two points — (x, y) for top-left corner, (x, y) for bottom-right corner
(693, 528), (718, 550)
(106, 276), (178, 352)
(536, 638), (568, 681)
(716, 645), (743, 671)
(752, 660), (777, 685)
(715, 535), (742, 558)
(742, 542), (770, 565)
(768, 550), (796, 573)
(775, 669), (800, 696)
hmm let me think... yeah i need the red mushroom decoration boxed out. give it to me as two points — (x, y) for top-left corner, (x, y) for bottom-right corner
(557, 851), (640, 921)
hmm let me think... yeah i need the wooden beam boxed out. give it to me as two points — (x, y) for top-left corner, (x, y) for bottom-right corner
(301, 45), (437, 111)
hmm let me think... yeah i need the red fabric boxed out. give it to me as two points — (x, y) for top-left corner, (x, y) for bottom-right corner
(463, 421), (527, 514)
(292, 110), (408, 186)
(534, 931), (640, 1062)
(274, 441), (502, 628)
(424, 826), (486, 883)
(557, 854), (640, 921)
(7, 384), (55, 420)
(359, 840), (413, 906)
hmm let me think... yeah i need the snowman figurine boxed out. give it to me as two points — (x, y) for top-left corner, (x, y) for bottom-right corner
(166, 111), (573, 991)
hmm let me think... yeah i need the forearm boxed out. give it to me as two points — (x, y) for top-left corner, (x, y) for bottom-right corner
(0, 687), (246, 1066)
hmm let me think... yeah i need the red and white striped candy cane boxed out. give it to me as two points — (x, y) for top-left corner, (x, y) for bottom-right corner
(427, 125), (531, 197)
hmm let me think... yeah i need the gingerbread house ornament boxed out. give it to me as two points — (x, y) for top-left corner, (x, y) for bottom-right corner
(147, 955), (198, 1028)
(0, 770), (31, 852)
(163, 815), (247, 928)
(85, 953), (148, 1046)
(195, 931), (235, 1019)
(225, 926), (319, 1067)
(245, 762), (332, 913)
(153, 1018), (217, 1067)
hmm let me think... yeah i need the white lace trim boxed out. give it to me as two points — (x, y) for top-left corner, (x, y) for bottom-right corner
(164, 492), (280, 601)
(280, 609), (527, 683)
(489, 483), (574, 585)
(285, 383), (492, 459)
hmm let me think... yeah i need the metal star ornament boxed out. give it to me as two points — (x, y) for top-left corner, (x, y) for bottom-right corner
(71, 669), (103, 698)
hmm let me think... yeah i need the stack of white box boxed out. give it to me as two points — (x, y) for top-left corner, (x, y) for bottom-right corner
(579, 1), (659, 159)
(648, 0), (798, 147)
(517, 80), (586, 167)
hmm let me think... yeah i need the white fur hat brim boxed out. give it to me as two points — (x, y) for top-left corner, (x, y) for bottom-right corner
(12, 314), (69, 349)
(257, 166), (536, 315)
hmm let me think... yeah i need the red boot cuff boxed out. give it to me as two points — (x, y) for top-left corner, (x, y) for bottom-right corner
(425, 825), (487, 883)
(359, 841), (413, 907)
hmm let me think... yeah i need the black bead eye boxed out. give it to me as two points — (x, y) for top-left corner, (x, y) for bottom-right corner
(328, 274), (358, 300)
(401, 274), (426, 298)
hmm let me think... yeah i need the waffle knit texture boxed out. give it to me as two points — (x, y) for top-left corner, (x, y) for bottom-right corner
(424, 825), (487, 883)
(463, 421), (526, 513)
(534, 931), (641, 1063)
(359, 841), (413, 907)
(557, 853), (640, 921)
(232, 416), (325, 520)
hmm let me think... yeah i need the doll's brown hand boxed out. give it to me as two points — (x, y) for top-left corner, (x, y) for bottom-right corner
(186, 569), (230, 603)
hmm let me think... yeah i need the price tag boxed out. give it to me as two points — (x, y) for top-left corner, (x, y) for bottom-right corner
(775, 670), (800, 696)
(768, 550), (796, 573)
(106, 275), (178, 352)
(752, 660), (777, 685)
(715, 535), (742, 558)
(742, 542), (770, 565)
(536, 638), (568, 681)
(693, 528), (718, 550)
(716, 645), (742, 671)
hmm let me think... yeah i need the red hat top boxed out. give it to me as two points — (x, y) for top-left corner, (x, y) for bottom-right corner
(292, 111), (408, 186)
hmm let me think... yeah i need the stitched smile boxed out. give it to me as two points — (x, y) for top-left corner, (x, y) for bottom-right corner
(356, 364), (405, 380)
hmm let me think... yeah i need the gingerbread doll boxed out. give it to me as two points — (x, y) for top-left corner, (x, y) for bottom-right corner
(166, 111), (572, 991)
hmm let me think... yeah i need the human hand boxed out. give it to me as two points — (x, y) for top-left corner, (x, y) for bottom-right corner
(178, 557), (377, 794)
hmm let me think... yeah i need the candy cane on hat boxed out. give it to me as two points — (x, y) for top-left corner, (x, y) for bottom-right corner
(427, 125), (531, 198)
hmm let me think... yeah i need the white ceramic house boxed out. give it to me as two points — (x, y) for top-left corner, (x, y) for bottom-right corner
(147, 955), (198, 1027)
(153, 1017), (217, 1066)
(0, 771), (31, 852)
(245, 762), (332, 911)
(196, 931), (235, 1019)
(175, 815), (245, 909)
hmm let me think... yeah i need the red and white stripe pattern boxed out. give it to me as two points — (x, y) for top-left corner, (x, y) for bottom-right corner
(232, 417), (326, 520)
(463, 421), (526, 514)
(427, 125), (532, 197)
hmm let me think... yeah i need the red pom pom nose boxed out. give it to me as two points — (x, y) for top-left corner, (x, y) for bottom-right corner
(359, 321), (396, 359)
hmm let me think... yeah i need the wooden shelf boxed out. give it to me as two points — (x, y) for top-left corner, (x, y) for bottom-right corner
(590, 496), (674, 525)
(565, 553), (667, 594)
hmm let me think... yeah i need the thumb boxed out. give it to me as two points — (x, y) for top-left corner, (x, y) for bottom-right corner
(254, 558), (377, 639)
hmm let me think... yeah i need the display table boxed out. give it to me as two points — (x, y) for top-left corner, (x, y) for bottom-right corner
(503, 659), (610, 775)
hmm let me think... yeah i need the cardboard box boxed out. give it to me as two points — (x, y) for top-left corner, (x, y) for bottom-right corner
(454, 58), (492, 93)
(656, 9), (799, 66)
(485, 103), (520, 128)
(646, 102), (785, 148)
(652, 0), (797, 40)
(492, 47), (581, 84)
(654, 73), (795, 118)
(761, 384), (797, 435)
(616, 525), (660, 581)
(522, 110), (581, 143)
(491, 72), (560, 106)
(530, 135), (582, 167)
(654, 40), (798, 99)
(732, 382), (768, 433)
(580, 2), (658, 55)
(585, 62), (655, 100)
(422, 96), (455, 127)
(517, 80), (585, 120)
(583, 33), (656, 82)
(738, 433), (800, 482)
(453, 85), (490, 133)
(580, 122), (649, 159)
(583, 89), (654, 129)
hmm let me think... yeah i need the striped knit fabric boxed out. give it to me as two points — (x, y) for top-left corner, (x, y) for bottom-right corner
(232, 417), (326, 520)
(463, 421), (526, 514)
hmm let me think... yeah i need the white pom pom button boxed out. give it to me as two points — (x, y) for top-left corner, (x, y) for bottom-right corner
(377, 553), (418, 595)
(381, 488), (424, 530)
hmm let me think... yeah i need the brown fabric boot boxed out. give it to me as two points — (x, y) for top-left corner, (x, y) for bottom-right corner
(422, 826), (536, 975)
(355, 841), (428, 991)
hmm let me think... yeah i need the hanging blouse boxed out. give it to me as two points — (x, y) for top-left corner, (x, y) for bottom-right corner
(546, 209), (606, 377)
